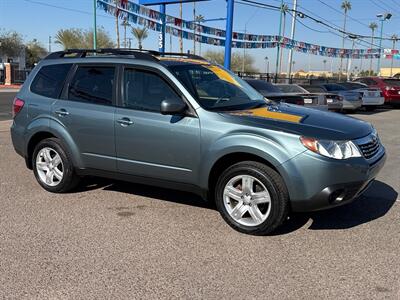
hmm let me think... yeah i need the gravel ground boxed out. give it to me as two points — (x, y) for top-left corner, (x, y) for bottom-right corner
(0, 109), (399, 299)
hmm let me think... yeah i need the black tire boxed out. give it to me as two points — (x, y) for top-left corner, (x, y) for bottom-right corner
(32, 138), (80, 193)
(215, 161), (289, 235)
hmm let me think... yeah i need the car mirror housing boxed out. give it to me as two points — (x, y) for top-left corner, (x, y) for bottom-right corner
(160, 98), (188, 115)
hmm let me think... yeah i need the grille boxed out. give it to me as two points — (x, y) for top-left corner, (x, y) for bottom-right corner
(358, 135), (380, 159)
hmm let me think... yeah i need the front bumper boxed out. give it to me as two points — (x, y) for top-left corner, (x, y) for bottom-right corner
(279, 147), (386, 212)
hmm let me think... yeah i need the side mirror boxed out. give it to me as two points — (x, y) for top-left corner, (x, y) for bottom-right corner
(160, 98), (188, 115)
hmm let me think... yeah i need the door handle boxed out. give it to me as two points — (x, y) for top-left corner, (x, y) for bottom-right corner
(117, 118), (133, 126)
(55, 109), (69, 116)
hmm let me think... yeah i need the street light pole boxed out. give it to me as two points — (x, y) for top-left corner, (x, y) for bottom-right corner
(376, 13), (392, 75)
(93, 0), (97, 50)
(275, 0), (284, 80)
(287, 0), (298, 82)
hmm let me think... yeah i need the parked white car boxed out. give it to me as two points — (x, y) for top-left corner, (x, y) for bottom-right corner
(338, 82), (384, 111)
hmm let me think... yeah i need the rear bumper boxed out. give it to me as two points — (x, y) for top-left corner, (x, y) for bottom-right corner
(279, 148), (386, 212)
(327, 102), (343, 110)
(342, 99), (362, 110)
(362, 96), (385, 106)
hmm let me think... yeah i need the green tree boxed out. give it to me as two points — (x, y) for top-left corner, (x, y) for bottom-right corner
(0, 30), (24, 60)
(131, 27), (148, 50)
(203, 50), (258, 73)
(25, 39), (47, 68)
(54, 27), (114, 49)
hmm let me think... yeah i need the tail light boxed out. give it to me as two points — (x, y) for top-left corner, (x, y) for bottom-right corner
(296, 99), (304, 105)
(12, 97), (25, 118)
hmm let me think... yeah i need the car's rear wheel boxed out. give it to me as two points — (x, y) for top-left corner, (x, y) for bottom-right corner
(215, 161), (289, 235)
(32, 138), (80, 193)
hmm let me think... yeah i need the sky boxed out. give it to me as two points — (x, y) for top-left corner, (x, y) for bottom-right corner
(1, 0), (400, 72)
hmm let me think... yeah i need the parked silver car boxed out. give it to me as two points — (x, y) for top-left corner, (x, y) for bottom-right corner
(337, 82), (384, 111)
(310, 83), (362, 111)
(299, 85), (344, 111)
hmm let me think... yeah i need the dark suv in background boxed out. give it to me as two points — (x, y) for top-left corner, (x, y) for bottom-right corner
(10, 49), (386, 235)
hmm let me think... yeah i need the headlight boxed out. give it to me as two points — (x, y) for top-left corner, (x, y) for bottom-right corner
(300, 136), (362, 159)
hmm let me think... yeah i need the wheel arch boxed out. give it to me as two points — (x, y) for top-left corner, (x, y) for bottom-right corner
(25, 120), (83, 169)
(206, 152), (281, 200)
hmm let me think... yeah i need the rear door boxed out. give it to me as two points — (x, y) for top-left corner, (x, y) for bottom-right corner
(114, 65), (200, 184)
(51, 64), (117, 171)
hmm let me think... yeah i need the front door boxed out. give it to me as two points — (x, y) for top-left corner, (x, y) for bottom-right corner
(115, 66), (200, 184)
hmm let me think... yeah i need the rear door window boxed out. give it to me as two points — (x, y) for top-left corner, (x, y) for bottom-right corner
(67, 66), (115, 106)
(31, 64), (72, 98)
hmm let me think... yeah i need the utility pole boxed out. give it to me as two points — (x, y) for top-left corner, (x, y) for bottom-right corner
(287, 0), (297, 82)
(48, 36), (51, 53)
(347, 35), (357, 81)
(275, 0), (284, 80)
(93, 0), (97, 49)
(390, 36), (398, 76)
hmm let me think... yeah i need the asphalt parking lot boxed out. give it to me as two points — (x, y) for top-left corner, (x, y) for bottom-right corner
(0, 95), (399, 298)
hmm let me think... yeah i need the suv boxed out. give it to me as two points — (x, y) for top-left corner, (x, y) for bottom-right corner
(11, 49), (386, 235)
(353, 77), (400, 106)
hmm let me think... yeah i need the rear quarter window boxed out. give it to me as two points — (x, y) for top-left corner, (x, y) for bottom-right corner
(30, 64), (72, 98)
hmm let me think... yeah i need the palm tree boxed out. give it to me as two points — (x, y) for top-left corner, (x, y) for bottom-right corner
(390, 34), (399, 76)
(278, 4), (289, 75)
(54, 29), (83, 49)
(131, 27), (148, 50)
(323, 59), (327, 72)
(179, 2), (183, 53)
(369, 22), (378, 75)
(195, 14), (205, 55)
(339, 0), (352, 80)
(114, 0), (120, 48)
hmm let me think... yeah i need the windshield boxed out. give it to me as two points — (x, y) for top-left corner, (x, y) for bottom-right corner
(339, 82), (367, 90)
(383, 79), (400, 86)
(277, 84), (308, 93)
(169, 64), (266, 111)
(323, 84), (346, 91)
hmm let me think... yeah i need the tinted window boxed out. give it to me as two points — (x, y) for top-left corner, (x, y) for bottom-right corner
(323, 84), (346, 91)
(301, 85), (325, 93)
(277, 84), (308, 93)
(31, 64), (72, 98)
(338, 82), (367, 90)
(245, 80), (281, 93)
(383, 79), (400, 86)
(123, 68), (182, 112)
(68, 66), (115, 105)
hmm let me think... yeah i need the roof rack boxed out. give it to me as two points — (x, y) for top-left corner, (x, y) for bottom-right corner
(157, 52), (207, 61)
(44, 48), (208, 63)
(44, 48), (159, 62)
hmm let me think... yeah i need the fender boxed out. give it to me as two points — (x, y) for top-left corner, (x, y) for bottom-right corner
(198, 132), (305, 190)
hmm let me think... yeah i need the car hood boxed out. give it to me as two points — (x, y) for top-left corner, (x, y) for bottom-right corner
(220, 103), (372, 140)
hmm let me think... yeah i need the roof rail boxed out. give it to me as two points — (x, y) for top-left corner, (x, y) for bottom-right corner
(44, 48), (159, 62)
(43, 48), (208, 63)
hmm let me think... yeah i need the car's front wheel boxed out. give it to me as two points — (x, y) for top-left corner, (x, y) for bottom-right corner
(215, 161), (289, 235)
(32, 138), (80, 193)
